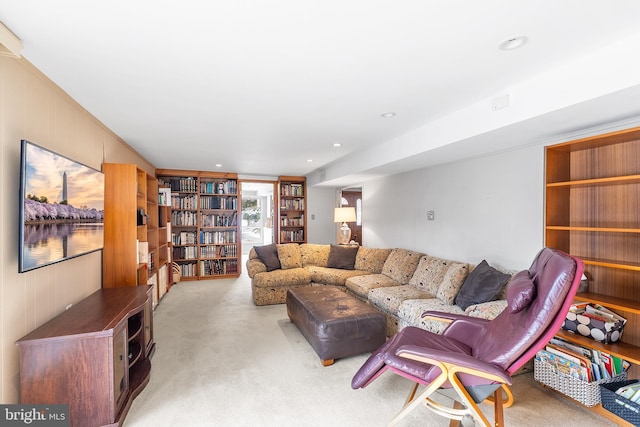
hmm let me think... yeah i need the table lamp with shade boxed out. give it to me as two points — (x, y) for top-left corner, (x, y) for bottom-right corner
(334, 207), (357, 245)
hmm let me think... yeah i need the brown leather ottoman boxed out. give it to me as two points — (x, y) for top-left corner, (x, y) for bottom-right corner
(286, 286), (387, 366)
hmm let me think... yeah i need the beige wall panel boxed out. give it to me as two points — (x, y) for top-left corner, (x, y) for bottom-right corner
(1, 56), (155, 403)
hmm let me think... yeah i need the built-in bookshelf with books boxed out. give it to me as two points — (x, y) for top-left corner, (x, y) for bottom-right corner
(544, 126), (640, 425)
(157, 169), (241, 280)
(277, 176), (307, 244)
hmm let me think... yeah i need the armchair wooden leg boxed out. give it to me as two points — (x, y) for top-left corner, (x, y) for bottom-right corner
(493, 387), (504, 427)
(449, 401), (464, 427)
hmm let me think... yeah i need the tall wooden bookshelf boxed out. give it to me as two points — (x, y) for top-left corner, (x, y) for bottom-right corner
(158, 186), (172, 298)
(103, 164), (147, 287)
(103, 164), (169, 308)
(156, 169), (241, 280)
(277, 176), (307, 244)
(545, 126), (640, 425)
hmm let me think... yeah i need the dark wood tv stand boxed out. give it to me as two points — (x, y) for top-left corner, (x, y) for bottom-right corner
(16, 286), (155, 427)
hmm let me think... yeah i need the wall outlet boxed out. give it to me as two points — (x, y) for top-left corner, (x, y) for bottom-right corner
(427, 211), (435, 221)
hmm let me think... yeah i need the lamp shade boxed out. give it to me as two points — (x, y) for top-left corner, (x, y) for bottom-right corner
(334, 207), (356, 223)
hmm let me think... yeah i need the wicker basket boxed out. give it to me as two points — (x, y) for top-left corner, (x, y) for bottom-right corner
(534, 358), (627, 407)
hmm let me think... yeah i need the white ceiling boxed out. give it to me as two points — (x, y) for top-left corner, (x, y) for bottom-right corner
(2, 1), (640, 187)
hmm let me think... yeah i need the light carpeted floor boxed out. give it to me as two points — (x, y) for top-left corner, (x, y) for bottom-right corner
(124, 272), (616, 426)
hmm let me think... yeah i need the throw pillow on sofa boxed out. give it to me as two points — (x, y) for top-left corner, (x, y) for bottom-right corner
(277, 243), (303, 269)
(327, 244), (359, 270)
(435, 262), (469, 304)
(454, 260), (511, 310)
(254, 243), (281, 271)
(409, 256), (453, 295)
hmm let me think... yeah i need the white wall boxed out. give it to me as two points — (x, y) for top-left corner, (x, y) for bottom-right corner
(362, 144), (545, 271)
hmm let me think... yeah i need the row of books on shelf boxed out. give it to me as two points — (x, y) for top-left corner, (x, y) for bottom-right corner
(535, 336), (629, 382)
(200, 259), (238, 276)
(200, 180), (237, 195)
(173, 246), (197, 260)
(163, 177), (198, 192)
(177, 262), (197, 277)
(171, 194), (197, 210)
(280, 199), (304, 210)
(280, 183), (304, 197)
(280, 216), (303, 226)
(173, 231), (197, 245)
(172, 210), (197, 226)
(200, 212), (237, 227)
(280, 230), (304, 242)
(200, 230), (237, 244)
(200, 244), (238, 258)
(200, 195), (237, 210)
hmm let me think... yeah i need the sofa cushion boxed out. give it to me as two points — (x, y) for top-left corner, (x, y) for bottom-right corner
(409, 256), (453, 294)
(300, 244), (330, 267)
(254, 243), (281, 272)
(381, 249), (423, 284)
(252, 268), (311, 288)
(465, 300), (508, 319)
(454, 260), (511, 310)
(397, 298), (466, 335)
(368, 285), (435, 315)
(277, 243), (303, 269)
(327, 244), (359, 270)
(435, 262), (469, 304)
(506, 270), (536, 313)
(354, 247), (392, 273)
(345, 274), (402, 299)
(306, 266), (370, 287)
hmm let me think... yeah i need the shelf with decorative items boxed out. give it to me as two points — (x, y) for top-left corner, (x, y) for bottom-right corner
(543, 126), (640, 425)
(157, 169), (241, 280)
(277, 176), (307, 244)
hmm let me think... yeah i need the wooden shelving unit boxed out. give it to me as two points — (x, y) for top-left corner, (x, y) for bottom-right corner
(277, 176), (307, 244)
(156, 169), (241, 280)
(103, 164), (169, 307)
(158, 186), (172, 300)
(544, 126), (640, 425)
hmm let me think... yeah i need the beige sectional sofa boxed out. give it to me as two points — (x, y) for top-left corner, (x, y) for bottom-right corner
(246, 243), (512, 336)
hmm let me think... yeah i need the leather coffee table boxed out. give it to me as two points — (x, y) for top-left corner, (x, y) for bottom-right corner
(286, 286), (387, 366)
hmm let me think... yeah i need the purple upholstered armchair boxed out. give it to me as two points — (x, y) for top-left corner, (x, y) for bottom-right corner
(351, 247), (584, 427)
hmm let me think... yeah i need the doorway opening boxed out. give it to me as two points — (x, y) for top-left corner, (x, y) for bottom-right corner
(240, 181), (276, 253)
(340, 188), (362, 245)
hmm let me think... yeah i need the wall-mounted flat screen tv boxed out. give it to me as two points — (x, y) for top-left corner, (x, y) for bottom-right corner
(19, 140), (104, 273)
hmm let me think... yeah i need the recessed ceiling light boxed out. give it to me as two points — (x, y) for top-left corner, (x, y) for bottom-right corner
(215, 164), (222, 168)
(333, 143), (342, 147)
(307, 159), (313, 162)
(381, 112), (396, 118)
(499, 36), (528, 51)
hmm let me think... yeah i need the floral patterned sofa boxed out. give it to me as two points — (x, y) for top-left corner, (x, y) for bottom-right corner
(246, 243), (513, 337)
